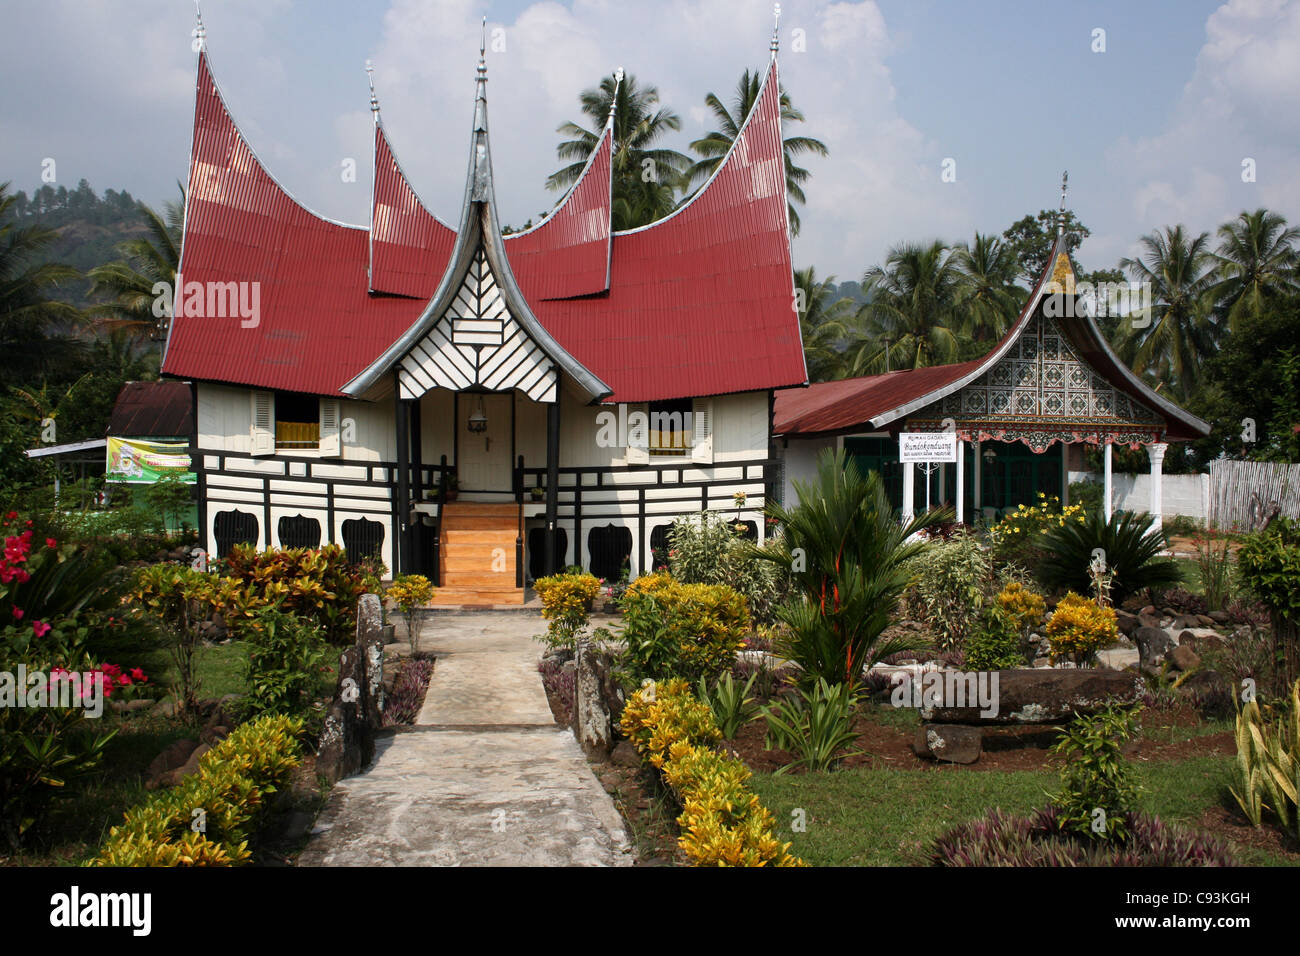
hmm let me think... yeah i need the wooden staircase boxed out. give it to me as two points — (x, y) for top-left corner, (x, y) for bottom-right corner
(430, 502), (525, 606)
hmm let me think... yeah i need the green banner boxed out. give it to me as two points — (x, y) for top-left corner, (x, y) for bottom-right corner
(106, 437), (196, 484)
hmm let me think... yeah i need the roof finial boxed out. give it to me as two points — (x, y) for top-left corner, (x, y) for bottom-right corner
(607, 67), (624, 124)
(478, 16), (487, 77)
(366, 59), (379, 115)
(1057, 170), (1068, 236)
(193, 0), (206, 53)
(771, 3), (782, 55)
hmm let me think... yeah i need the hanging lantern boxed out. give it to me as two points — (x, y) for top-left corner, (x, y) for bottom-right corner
(467, 395), (488, 434)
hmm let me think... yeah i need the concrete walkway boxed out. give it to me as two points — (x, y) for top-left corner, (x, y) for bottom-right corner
(297, 612), (633, 867)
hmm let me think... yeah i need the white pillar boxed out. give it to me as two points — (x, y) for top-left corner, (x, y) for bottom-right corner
(1103, 442), (1113, 521)
(1148, 442), (1167, 535)
(972, 440), (981, 515)
(902, 460), (915, 525)
(956, 439), (965, 524)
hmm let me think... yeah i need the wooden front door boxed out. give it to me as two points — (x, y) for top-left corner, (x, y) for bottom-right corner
(457, 392), (513, 493)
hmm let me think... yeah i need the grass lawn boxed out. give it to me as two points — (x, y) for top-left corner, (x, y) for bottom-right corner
(750, 755), (1297, 867)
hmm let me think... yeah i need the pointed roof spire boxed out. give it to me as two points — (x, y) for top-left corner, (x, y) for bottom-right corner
(478, 16), (488, 77)
(1057, 170), (1068, 236)
(607, 67), (624, 127)
(771, 3), (782, 56)
(192, 0), (206, 53)
(366, 59), (380, 117)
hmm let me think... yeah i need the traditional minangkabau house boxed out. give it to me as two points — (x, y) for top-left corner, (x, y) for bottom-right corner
(773, 218), (1211, 527)
(160, 20), (805, 603)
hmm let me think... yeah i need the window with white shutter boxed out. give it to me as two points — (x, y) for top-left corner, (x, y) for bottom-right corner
(319, 398), (341, 456)
(691, 398), (714, 464)
(250, 391), (274, 456)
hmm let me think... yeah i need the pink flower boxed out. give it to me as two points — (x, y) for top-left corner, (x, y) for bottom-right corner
(130, 667), (147, 682)
(45, 538), (57, 549)
(5, 510), (15, 520)
(12, 607), (22, 620)
(32, 620), (51, 638)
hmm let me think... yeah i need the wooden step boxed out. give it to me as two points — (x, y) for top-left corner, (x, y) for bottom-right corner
(439, 569), (519, 588)
(443, 529), (520, 546)
(441, 550), (517, 572)
(430, 586), (525, 606)
(440, 503), (519, 518)
(440, 516), (519, 531)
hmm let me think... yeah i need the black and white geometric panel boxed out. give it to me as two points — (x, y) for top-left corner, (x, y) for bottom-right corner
(397, 247), (557, 403)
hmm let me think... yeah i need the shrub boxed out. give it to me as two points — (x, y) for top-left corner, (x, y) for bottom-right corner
(668, 511), (786, 624)
(619, 679), (803, 866)
(93, 714), (305, 866)
(994, 580), (1046, 633)
(534, 571), (602, 651)
(240, 605), (329, 721)
(1204, 625), (1283, 703)
(1035, 509), (1183, 604)
(1045, 592), (1119, 666)
(1191, 527), (1236, 610)
(1228, 681), (1298, 833)
(761, 678), (862, 773)
(617, 574), (749, 686)
(756, 449), (943, 687)
(927, 805), (1235, 866)
(964, 605), (1028, 671)
(383, 658), (435, 727)
(128, 563), (225, 714)
(990, 494), (1086, 567)
(218, 544), (369, 645)
(1049, 705), (1143, 841)
(387, 574), (434, 652)
(1237, 517), (1300, 688)
(1068, 479), (1104, 517)
(904, 530), (993, 650)
(696, 671), (760, 740)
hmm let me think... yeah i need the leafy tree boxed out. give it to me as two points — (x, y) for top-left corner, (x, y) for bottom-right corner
(87, 191), (183, 349)
(1001, 209), (1090, 285)
(1211, 208), (1300, 333)
(1113, 225), (1218, 401)
(547, 73), (690, 230)
(0, 182), (85, 382)
(687, 68), (828, 236)
(850, 240), (963, 373)
(794, 266), (854, 382)
(953, 232), (1024, 349)
(1195, 295), (1300, 462)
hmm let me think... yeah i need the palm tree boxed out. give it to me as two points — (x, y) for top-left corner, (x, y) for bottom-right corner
(87, 191), (182, 349)
(688, 69), (828, 236)
(849, 241), (963, 374)
(0, 181), (84, 380)
(755, 448), (944, 687)
(1115, 225), (1218, 399)
(1212, 208), (1300, 332)
(953, 232), (1023, 347)
(794, 267), (854, 382)
(547, 73), (690, 230)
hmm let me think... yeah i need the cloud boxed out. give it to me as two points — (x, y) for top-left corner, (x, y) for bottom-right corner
(1092, 0), (1300, 266)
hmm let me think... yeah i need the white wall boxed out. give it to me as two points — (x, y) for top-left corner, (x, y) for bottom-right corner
(1072, 470), (1210, 519)
(779, 435), (837, 506)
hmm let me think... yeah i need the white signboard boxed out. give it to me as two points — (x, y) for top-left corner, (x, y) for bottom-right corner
(899, 432), (957, 463)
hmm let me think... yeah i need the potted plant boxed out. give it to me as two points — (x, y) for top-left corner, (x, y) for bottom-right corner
(440, 475), (459, 502)
(529, 486), (545, 502)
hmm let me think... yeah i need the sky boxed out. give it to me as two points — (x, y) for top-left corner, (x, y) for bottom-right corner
(2, 0), (1298, 279)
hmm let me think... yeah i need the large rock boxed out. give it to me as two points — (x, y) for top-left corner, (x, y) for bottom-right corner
(317, 597), (387, 784)
(913, 724), (982, 764)
(1134, 626), (1175, 669)
(575, 638), (612, 758)
(919, 668), (1144, 724)
(145, 738), (200, 789)
(1168, 644), (1202, 673)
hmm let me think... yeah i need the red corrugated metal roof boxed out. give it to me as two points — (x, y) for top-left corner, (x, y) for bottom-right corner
(164, 52), (805, 404)
(533, 59), (806, 403)
(503, 125), (612, 300)
(106, 381), (194, 437)
(162, 52), (424, 396)
(369, 123), (457, 298)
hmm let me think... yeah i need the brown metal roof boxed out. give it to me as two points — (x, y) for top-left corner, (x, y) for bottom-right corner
(106, 381), (193, 438)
